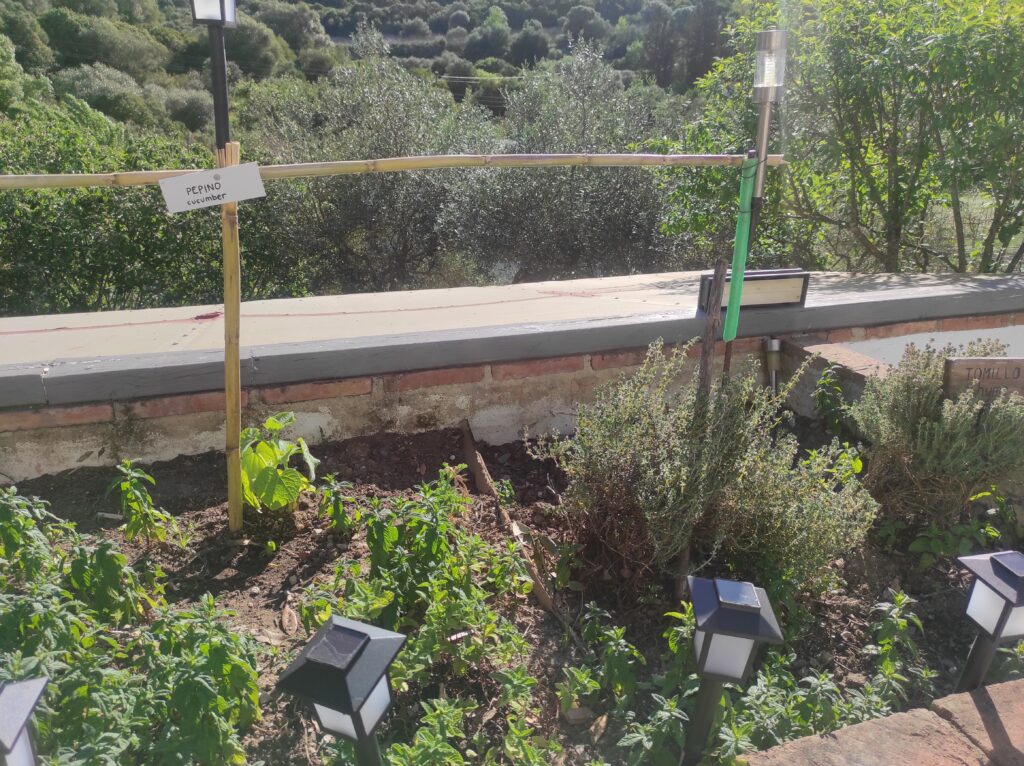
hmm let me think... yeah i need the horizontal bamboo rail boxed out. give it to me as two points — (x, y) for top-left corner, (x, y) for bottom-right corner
(0, 152), (785, 190)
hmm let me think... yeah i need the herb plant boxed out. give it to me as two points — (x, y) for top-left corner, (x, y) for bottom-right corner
(107, 459), (181, 548)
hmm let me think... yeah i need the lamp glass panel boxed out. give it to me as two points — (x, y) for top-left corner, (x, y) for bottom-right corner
(754, 49), (786, 88)
(6, 730), (35, 766)
(314, 703), (357, 740)
(965, 579), (1005, 636)
(191, 0), (223, 21)
(693, 629), (705, 664)
(222, 0), (236, 24)
(358, 675), (392, 733)
(703, 633), (755, 681)
(1003, 605), (1024, 639)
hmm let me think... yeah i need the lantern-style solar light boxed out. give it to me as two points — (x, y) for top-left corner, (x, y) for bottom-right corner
(0, 677), (48, 766)
(277, 616), (405, 766)
(749, 29), (788, 242)
(188, 0), (236, 150)
(189, 0), (236, 27)
(682, 577), (783, 766)
(753, 30), (787, 102)
(954, 550), (1024, 692)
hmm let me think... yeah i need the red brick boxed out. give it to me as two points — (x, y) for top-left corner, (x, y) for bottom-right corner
(0, 403), (114, 433)
(939, 314), (1013, 332)
(491, 355), (585, 380)
(590, 348), (649, 370)
(730, 336), (765, 354)
(256, 377), (371, 405)
(129, 390), (249, 419)
(825, 327), (858, 343)
(931, 678), (1024, 764)
(864, 319), (941, 339)
(383, 365), (485, 393)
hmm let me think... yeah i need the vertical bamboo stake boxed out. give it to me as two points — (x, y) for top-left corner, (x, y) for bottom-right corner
(218, 141), (243, 533)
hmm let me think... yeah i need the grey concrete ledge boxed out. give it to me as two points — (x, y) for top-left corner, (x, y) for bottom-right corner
(1, 271), (1022, 408)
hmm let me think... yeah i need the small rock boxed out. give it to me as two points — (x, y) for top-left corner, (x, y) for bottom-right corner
(846, 673), (868, 687)
(249, 586), (260, 596)
(288, 574), (298, 586)
(312, 527), (325, 537)
(562, 706), (596, 726)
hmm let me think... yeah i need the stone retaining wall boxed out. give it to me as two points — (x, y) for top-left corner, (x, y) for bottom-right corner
(744, 678), (1024, 765)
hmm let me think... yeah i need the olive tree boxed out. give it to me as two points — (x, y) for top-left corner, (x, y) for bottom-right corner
(440, 42), (678, 282)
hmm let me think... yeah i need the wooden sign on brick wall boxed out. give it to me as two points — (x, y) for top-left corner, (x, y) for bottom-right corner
(944, 358), (1024, 398)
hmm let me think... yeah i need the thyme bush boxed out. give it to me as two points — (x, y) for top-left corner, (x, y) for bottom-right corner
(849, 342), (1024, 527)
(542, 341), (876, 586)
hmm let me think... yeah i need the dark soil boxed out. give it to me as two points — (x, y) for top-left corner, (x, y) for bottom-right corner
(17, 425), (987, 764)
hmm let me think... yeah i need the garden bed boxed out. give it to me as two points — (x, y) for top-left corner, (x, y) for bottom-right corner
(14, 421), (996, 765)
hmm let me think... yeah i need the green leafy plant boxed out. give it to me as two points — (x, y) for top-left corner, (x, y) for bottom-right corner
(555, 665), (601, 713)
(301, 467), (536, 749)
(107, 460), (181, 548)
(907, 517), (1001, 569)
(850, 341), (1024, 528)
(717, 590), (935, 761)
(814, 363), (847, 436)
(319, 474), (359, 533)
(495, 478), (516, 506)
(617, 694), (688, 766)
(0, 491), (260, 765)
(240, 412), (320, 513)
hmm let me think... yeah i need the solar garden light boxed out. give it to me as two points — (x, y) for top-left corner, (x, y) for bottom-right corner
(681, 577), (783, 766)
(0, 677), (48, 766)
(276, 616), (406, 766)
(750, 30), (788, 238)
(954, 550), (1024, 692)
(188, 0), (236, 149)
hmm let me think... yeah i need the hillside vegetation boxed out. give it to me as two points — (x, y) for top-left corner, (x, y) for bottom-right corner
(0, 0), (1022, 317)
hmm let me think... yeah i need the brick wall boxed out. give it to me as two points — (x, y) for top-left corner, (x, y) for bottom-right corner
(2, 311), (1021, 482)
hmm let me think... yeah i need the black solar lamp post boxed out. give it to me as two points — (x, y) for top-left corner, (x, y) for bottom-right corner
(277, 616), (406, 766)
(0, 677), (48, 766)
(955, 550), (1024, 692)
(188, 0), (236, 150)
(681, 577), (783, 766)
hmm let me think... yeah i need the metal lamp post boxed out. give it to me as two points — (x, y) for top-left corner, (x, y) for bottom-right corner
(190, 0), (236, 149)
(955, 550), (1024, 692)
(0, 677), (48, 766)
(750, 29), (787, 239)
(189, 0), (245, 534)
(681, 577), (783, 766)
(277, 616), (406, 766)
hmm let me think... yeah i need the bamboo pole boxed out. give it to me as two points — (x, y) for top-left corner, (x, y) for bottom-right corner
(218, 141), (244, 534)
(0, 153), (785, 190)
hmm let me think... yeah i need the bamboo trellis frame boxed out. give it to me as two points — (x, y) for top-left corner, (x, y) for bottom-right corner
(1, 149), (785, 533)
(0, 152), (784, 190)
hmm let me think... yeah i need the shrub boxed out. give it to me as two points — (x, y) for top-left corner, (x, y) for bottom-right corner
(849, 341), (1024, 527)
(541, 341), (876, 586)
